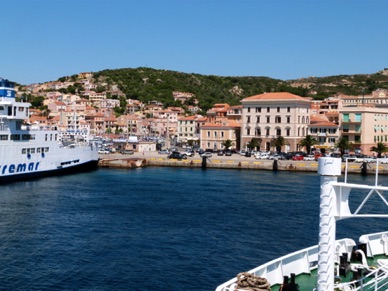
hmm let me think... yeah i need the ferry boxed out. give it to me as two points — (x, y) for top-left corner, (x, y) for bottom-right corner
(216, 157), (388, 291)
(0, 78), (99, 182)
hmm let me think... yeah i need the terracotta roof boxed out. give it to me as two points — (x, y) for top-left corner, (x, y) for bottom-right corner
(309, 121), (338, 127)
(242, 92), (309, 102)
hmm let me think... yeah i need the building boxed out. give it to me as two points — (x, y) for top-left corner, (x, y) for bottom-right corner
(240, 92), (311, 152)
(200, 119), (241, 151)
(308, 114), (339, 152)
(177, 115), (203, 144)
(339, 105), (388, 155)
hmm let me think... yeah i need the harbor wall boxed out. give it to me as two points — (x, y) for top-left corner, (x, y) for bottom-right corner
(98, 157), (388, 175)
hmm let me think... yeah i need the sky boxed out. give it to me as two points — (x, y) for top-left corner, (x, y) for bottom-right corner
(2, 0), (387, 85)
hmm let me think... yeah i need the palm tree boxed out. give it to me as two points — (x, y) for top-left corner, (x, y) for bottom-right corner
(221, 139), (234, 150)
(335, 137), (353, 156)
(270, 136), (288, 154)
(299, 135), (319, 154)
(370, 142), (388, 158)
(247, 138), (261, 151)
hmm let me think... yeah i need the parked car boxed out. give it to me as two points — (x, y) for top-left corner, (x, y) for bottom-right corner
(184, 150), (195, 157)
(98, 149), (110, 154)
(245, 151), (252, 157)
(258, 153), (270, 159)
(303, 155), (315, 161)
(269, 154), (284, 160)
(292, 154), (304, 161)
(121, 150), (134, 155)
(158, 149), (169, 154)
(239, 150), (246, 156)
(168, 151), (187, 160)
(224, 150), (232, 156)
(342, 154), (357, 162)
(217, 150), (224, 156)
(200, 152), (212, 158)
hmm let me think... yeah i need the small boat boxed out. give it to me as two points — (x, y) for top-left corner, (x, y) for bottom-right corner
(0, 78), (99, 182)
(216, 157), (388, 291)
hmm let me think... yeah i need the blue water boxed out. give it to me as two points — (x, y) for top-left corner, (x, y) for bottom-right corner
(0, 167), (386, 290)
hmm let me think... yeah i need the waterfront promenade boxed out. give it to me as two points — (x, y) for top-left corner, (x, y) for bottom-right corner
(98, 152), (388, 175)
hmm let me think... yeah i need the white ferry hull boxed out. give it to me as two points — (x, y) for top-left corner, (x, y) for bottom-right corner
(0, 139), (99, 182)
(0, 78), (99, 183)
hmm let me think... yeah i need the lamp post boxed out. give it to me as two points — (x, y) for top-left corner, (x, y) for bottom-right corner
(166, 113), (170, 149)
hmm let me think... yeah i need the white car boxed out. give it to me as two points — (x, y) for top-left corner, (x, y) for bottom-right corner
(303, 155), (315, 161)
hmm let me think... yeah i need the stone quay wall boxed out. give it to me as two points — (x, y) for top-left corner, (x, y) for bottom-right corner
(98, 155), (388, 175)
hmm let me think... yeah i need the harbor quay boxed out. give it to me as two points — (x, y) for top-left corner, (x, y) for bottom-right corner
(98, 152), (388, 175)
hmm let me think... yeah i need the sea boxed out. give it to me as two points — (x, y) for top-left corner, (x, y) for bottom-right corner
(0, 167), (386, 291)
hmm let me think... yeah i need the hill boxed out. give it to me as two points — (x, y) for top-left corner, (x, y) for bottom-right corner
(63, 67), (388, 112)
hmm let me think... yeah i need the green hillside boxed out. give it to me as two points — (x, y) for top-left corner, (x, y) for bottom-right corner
(91, 67), (388, 112)
(92, 67), (304, 112)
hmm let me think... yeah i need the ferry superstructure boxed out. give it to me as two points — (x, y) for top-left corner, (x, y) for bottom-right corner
(0, 78), (99, 182)
(216, 157), (388, 291)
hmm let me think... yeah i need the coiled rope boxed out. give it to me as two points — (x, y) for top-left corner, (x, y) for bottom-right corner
(235, 272), (271, 291)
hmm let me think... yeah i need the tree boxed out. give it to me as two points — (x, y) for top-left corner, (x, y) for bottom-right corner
(247, 138), (261, 151)
(221, 139), (234, 150)
(335, 137), (353, 156)
(299, 135), (319, 154)
(270, 136), (288, 153)
(370, 142), (388, 158)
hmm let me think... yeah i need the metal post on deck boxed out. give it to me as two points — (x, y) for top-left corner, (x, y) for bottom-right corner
(317, 157), (342, 291)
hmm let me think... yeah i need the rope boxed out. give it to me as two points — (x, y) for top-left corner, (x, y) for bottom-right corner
(235, 272), (271, 291)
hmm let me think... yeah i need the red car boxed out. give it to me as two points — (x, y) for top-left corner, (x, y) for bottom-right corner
(292, 154), (304, 161)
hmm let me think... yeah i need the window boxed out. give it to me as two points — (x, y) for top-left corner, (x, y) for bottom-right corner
(10, 134), (20, 140)
(266, 128), (270, 136)
(247, 107), (251, 113)
(207, 131), (210, 137)
(287, 116), (290, 123)
(247, 116), (250, 123)
(256, 116), (260, 123)
(221, 131), (224, 138)
(286, 128), (290, 136)
(276, 128), (281, 136)
(343, 114), (349, 122)
(256, 128), (261, 135)
(277, 107), (280, 112)
(256, 107), (261, 113)
(275, 116), (281, 123)
(355, 113), (362, 122)
(342, 124), (349, 133)
(0, 135), (8, 140)
(247, 128), (250, 135)
(267, 107), (270, 113)
(287, 107), (290, 112)
(214, 132), (217, 138)
(267, 116), (270, 123)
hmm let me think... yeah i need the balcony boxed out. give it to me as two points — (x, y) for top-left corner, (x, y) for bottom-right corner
(341, 119), (361, 124)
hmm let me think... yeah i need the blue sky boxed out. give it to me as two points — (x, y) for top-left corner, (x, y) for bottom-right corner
(2, 0), (387, 84)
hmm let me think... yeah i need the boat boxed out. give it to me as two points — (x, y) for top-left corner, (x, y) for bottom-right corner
(0, 78), (99, 182)
(216, 157), (388, 291)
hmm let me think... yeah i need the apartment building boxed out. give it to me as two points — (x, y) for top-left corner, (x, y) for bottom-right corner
(200, 119), (240, 151)
(308, 115), (339, 152)
(240, 92), (311, 152)
(339, 105), (388, 155)
(177, 115), (203, 144)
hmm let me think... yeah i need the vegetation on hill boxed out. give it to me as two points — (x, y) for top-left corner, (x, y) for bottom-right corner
(50, 67), (388, 114)
(92, 67), (307, 112)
